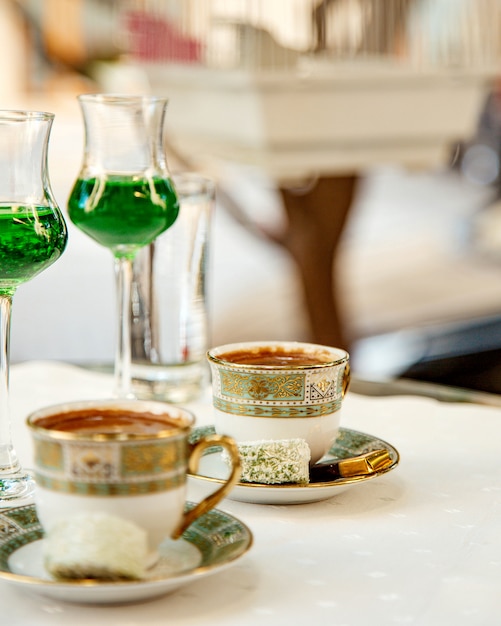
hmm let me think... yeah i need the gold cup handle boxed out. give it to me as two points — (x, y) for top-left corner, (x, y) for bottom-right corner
(342, 362), (351, 397)
(171, 434), (242, 539)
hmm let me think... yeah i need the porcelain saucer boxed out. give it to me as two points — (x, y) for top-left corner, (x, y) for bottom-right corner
(0, 503), (252, 604)
(188, 426), (400, 504)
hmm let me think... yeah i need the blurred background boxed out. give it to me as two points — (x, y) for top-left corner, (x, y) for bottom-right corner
(4, 0), (501, 394)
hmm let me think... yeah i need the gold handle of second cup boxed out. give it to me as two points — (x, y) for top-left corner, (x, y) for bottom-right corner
(171, 434), (242, 539)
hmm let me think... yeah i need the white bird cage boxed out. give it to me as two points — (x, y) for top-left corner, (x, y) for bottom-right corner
(116, 0), (501, 178)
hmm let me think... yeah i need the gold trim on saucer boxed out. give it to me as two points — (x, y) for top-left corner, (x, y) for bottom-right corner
(0, 503), (253, 603)
(188, 426), (400, 492)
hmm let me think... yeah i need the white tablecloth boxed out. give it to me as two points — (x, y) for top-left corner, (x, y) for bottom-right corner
(4, 361), (501, 625)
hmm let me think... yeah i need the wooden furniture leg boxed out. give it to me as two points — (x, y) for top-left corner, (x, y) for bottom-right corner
(278, 175), (358, 350)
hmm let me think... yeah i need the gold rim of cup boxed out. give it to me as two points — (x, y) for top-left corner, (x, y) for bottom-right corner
(26, 399), (194, 441)
(207, 341), (349, 370)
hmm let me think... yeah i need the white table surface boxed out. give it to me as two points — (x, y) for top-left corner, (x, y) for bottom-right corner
(3, 360), (501, 625)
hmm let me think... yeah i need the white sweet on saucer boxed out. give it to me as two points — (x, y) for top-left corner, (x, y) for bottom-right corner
(43, 512), (148, 581)
(223, 438), (311, 484)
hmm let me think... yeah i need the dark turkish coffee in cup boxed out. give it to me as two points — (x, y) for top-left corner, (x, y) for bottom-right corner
(34, 408), (180, 435)
(217, 346), (334, 367)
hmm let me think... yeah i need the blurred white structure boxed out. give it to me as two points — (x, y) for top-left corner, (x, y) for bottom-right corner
(109, 0), (501, 177)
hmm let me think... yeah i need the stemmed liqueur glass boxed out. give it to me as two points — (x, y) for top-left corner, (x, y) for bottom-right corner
(68, 94), (179, 397)
(0, 111), (67, 507)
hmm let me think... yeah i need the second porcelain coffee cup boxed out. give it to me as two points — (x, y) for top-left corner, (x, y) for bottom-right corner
(27, 399), (241, 566)
(207, 341), (350, 464)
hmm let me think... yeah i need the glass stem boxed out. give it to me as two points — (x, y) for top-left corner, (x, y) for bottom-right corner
(0, 294), (20, 475)
(114, 255), (135, 399)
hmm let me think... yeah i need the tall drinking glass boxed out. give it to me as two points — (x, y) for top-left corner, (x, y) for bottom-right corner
(68, 95), (179, 398)
(0, 111), (67, 507)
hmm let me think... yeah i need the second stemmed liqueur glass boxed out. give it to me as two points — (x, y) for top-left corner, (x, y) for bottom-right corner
(68, 94), (179, 397)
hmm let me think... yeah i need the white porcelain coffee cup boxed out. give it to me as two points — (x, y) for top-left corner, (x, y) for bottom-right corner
(27, 399), (241, 559)
(207, 341), (350, 464)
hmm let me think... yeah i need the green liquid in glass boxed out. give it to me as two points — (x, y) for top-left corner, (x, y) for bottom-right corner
(68, 176), (179, 256)
(0, 204), (67, 293)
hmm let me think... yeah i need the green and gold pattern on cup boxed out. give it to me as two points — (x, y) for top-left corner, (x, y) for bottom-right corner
(209, 344), (350, 418)
(31, 435), (187, 496)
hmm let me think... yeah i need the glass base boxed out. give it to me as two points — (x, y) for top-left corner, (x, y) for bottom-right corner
(0, 469), (36, 509)
(131, 362), (207, 404)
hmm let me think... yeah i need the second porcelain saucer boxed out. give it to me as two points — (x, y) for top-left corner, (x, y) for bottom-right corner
(188, 426), (400, 505)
